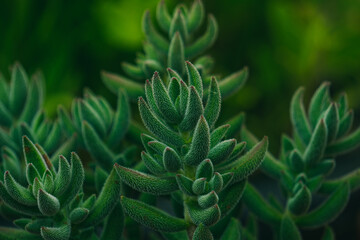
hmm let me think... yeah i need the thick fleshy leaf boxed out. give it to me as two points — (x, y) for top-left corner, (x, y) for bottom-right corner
(186, 61), (203, 98)
(179, 86), (204, 131)
(82, 121), (115, 171)
(79, 100), (106, 138)
(23, 136), (47, 176)
(156, 0), (171, 32)
(0, 101), (12, 126)
(323, 103), (339, 143)
(168, 77), (180, 104)
(139, 97), (184, 147)
(185, 15), (218, 58)
(218, 67), (248, 99)
(176, 174), (195, 196)
(303, 119), (327, 166)
(289, 150), (304, 172)
(204, 77), (221, 128)
(101, 71), (144, 100)
(108, 90), (130, 147)
(43, 121), (62, 153)
(57, 105), (76, 137)
(208, 139), (236, 165)
(0, 73), (9, 105)
(209, 172), (223, 193)
(196, 159), (214, 181)
(187, 0), (204, 33)
(142, 60), (162, 77)
(142, 10), (169, 54)
(169, 9), (188, 41)
(53, 156), (71, 196)
(142, 151), (166, 175)
(187, 201), (220, 226)
(145, 79), (164, 119)
(152, 72), (181, 123)
(13, 218), (32, 230)
(148, 141), (167, 155)
(26, 163), (41, 186)
(336, 110), (353, 138)
(184, 116), (210, 166)
(26, 219), (53, 234)
(100, 203), (124, 240)
(121, 196), (188, 232)
(319, 169), (360, 194)
(4, 171), (37, 206)
(308, 160), (335, 177)
(38, 189), (60, 216)
(9, 63), (28, 116)
(40, 224), (71, 240)
(193, 224), (213, 240)
(179, 80), (189, 116)
(20, 74), (44, 123)
(70, 207), (89, 224)
(218, 180), (246, 218)
(219, 218), (241, 240)
(163, 147), (182, 172)
(122, 62), (145, 80)
(198, 191), (218, 208)
(290, 87), (312, 145)
(295, 183), (350, 228)
(280, 214), (301, 240)
(58, 153), (84, 207)
(326, 127), (360, 156)
(210, 124), (230, 148)
(0, 181), (41, 216)
(227, 137), (268, 183)
(115, 164), (178, 195)
(308, 82), (330, 129)
(82, 168), (121, 226)
(288, 182), (312, 215)
(168, 33), (185, 76)
(192, 178), (207, 195)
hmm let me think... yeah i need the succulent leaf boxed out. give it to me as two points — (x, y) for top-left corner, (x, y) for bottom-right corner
(121, 196), (188, 232)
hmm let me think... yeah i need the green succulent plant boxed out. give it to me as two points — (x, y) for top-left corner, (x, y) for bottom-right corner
(0, 137), (122, 240)
(240, 82), (360, 239)
(101, 0), (248, 101)
(0, 63), (75, 182)
(115, 62), (268, 239)
(57, 89), (132, 173)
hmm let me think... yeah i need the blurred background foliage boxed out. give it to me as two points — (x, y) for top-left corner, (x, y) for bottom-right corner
(1, 0), (360, 154)
(1, 0), (360, 238)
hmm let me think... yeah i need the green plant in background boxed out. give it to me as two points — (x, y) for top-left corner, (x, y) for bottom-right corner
(0, 0), (359, 239)
(101, 0), (248, 101)
(57, 89), (132, 172)
(0, 137), (122, 240)
(240, 83), (360, 239)
(0, 63), (75, 182)
(116, 62), (268, 239)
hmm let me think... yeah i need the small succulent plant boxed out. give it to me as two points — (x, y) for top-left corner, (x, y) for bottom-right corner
(115, 62), (268, 239)
(0, 63), (75, 183)
(0, 137), (122, 240)
(240, 83), (360, 239)
(101, 0), (248, 101)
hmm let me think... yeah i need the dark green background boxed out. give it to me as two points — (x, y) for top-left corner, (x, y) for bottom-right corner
(1, 0), (359, 154)
(0, 0), (360, 238)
